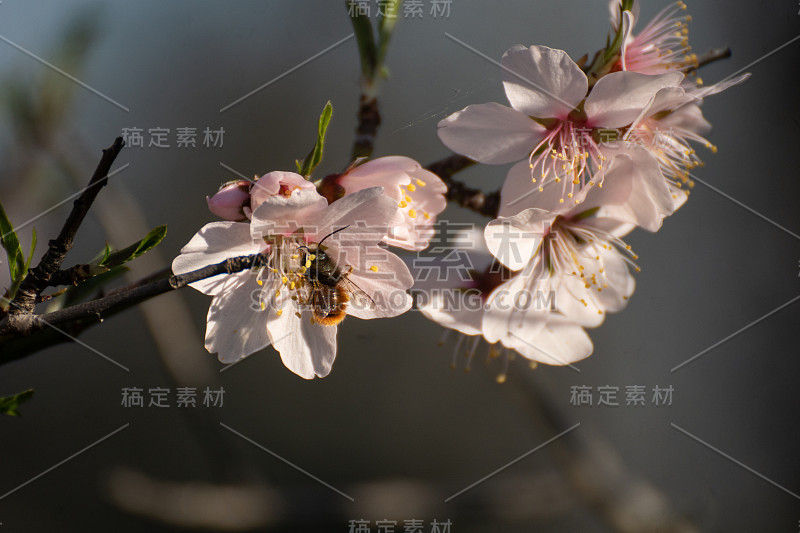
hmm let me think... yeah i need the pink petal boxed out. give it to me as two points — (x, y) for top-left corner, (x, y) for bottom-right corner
(585, 71), (684, 128)
(501, 45), (588, 119)
(437, 102), (545, 164)
(250, 171), (315, 209)
(250, 188), (328, 240)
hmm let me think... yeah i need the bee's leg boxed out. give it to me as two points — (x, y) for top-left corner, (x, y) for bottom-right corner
(343, 265), (353, 275)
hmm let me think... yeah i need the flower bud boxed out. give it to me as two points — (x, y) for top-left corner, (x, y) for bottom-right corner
(249, 171), (316, 213)
(206, 180), (251, 221)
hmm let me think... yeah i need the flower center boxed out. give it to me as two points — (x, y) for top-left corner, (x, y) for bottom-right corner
(528, 120), (607, 204)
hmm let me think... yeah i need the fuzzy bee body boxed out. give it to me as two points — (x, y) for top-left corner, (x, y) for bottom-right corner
(298, 229), (373, 326)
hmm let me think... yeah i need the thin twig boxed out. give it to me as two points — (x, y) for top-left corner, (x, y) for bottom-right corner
(686, 46), (731, 73)
(0, 253), (264, 337)
(7, 137), (125, 315)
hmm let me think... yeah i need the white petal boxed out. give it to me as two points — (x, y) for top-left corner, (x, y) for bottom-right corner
(509, 316), (593, 365)
(482, 275), (592, 366)
(595, 143), (674, 231)
(437, 102), (545, 164)
(618, 10), (633, 71)
(341, 245), (414, 320)
(266, 300), (338, 379)
(658, 103), (711, 136)
(304, 187), (398, 244)
(482, 275), (548, 344)
(555, 274), (606, 327)
(485, 209), (555, 271)
(172, 222), (262, 295)
(689, 73), (750, 99)
(586, 71), (684, 128)
(419, 289), (484, 336)
(205, 272), (272, 363)
(502, 45), (587, 119)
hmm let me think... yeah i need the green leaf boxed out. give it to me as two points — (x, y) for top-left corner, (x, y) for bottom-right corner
(297, 101), (333, 178)
(25, 228), (37, 272)
(376, 0), (402, 67)
(0, 201), (24, 282)
(0, 388), (34, 417)
(101, 225), (167, 268)
(349, 3), (378, 80)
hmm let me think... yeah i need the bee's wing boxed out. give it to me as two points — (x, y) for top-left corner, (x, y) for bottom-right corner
(339, 275), (376, 311)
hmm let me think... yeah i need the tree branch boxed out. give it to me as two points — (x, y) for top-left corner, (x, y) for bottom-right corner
(686, 46), (731, 74)
(424, 154), (501, 217)
(7, 136), (125, 315)
(351, 94), (381, 160)
(0, 253), (264, 338)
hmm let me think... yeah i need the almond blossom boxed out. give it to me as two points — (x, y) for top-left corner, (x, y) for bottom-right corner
(205, 171), (316, 221)
(412, 228), (592, 375)
(173, 185), (413, 379)
(616, 73), (749, 209)
(438, 44), (684, 204)
(484, 149), (652, 346)
(609, 0), (697, 75)
(321, 156), (447, 251)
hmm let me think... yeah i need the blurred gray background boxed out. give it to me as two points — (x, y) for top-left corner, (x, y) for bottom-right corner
(0, 1), (798, 531)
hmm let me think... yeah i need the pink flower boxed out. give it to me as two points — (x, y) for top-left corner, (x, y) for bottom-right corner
(324, 156), (447, 251)
(173, 186), (413, 379)
(206, 180), (251, 221)
(438, 44), (683, 203)
(609, 1), (697, 75)
(247, 171), (316, 217)
(485, 151), (649, 337)
(412, 228), (592, 372)
(616, 75), (749, 209)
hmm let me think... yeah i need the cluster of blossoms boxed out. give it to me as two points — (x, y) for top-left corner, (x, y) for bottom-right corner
(174, 158), (446, 378)
(420, 0), (748, 377)
(174, 0), (746, 381)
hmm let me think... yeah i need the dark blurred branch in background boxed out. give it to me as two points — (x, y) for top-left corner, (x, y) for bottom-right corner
(505, 370), (699, 533)
(4, 137), (124, 316)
